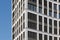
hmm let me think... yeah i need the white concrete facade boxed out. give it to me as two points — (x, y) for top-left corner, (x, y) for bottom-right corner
(12, 0), (60, 40)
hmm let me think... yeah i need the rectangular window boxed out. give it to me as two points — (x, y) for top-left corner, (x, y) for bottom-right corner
(39, 34), (42, 40)
(28, 12), (37, 21)
(49, 19), (52, 27)
(21, 34), (22, 40)
(54, 4), (57, 10)
(28, 31), (37, 40)
(54, 12), (57, 18)
(54, 37), (57, 40)
(44, 35), (47, 40)
(44, 0), (47, 15)
(39, 7), (42, 13)
(49, 10), (52, 16)
(19, 36), (20, 40)
(39, 25), (42, 31)
(23, 22), (25, 29)
(59, 29), (60, 35)
(59, 21), (60, 27)
(44, 26), (47, 32)
(49, 27), (52, 33)
(49, 2), (52, 9)
(44, 0), (47, 7)
(49, 36), (52, 40)
(44, 17), (47, 32)
(54, 20), (57, 27)
(54, 28), (57, 34)
(59, 13), (60, 19)
(23, 13), (25, 21)
(39, 0), (42, 5)
(44, 8), (47, 15)
(39, 0), (42, 13)
(23, 32), (25, 39)
(44, 17), (47, 26)
(39, 16), (42, 23)
(19, 27), (20, 33)
(28, 21), (37, 30)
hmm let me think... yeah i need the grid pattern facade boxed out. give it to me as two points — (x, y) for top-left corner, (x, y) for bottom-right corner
(12, 0), (60, 40)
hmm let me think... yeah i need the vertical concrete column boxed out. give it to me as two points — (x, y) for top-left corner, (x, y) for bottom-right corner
(25, 0), (28, 9)
(42, 0), (44, 14)
(47, 18), (49, 33)
(42, 16), (44, 32)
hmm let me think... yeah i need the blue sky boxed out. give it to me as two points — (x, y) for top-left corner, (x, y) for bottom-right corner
(0, 0), (11, 40)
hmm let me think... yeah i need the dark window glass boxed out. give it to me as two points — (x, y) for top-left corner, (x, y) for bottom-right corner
(28, 21), (37, 30)
(44, 17), (47, 26)
(54, 28), (57, 34)
(23, 22), (25, 29)
(49, 2), (52, 9)
(44, 17), (47, 32)
(59, 29), (60, 35)
(59, 21), (60, 27)
(59, 0), (60, 2)
(28, 12), (37, 21)
(39, 16), (42, 23)
(59, 38), (60, 40)
(19, 36), (20, 40)
(21, 25), (22, 31)
(12, 27), (14, 32)
(12, 4), (14, 10)
(19, 19), (20, 25)
(49, 19), (52, 27)
(44, 0), (47, 7)
(21, 34), (22, 40)
(49, 10), (52, 16)
(21, 17), (22, 23)
(28, 31), (37, 40)
(19, 27), (20, 33)
(54, 4), (57, 10)
(54, 0), (57, 1)
(39, 25), (42, 31)
(23, 13), (25, 21)
(59, 5), (60, 10)
(44, 8), (47, 15)
(13, 34), (15, 39)
(44, 35), (47, 40)
(39, 0), (42, 4)
(49, 27), (52, 33)
(39, 34), (42, 40)
(49, 36), (52, 40)
(39, 7), (42, 13)
(59, 13), (60, 19)
(39, 0), (42, 13)
(54, 37), (57, 40)
(13, 12), (14, 17)
(54, 12), (57, 18)
(44, 0), (47, 15)
(54, 20), (57, 27)
(23, 32), (25, 39)
(44, 26), (47, 32)
(44, 17), (47, 23)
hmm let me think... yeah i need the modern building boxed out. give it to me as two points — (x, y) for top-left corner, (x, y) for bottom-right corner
(12, 0), (60, 40)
